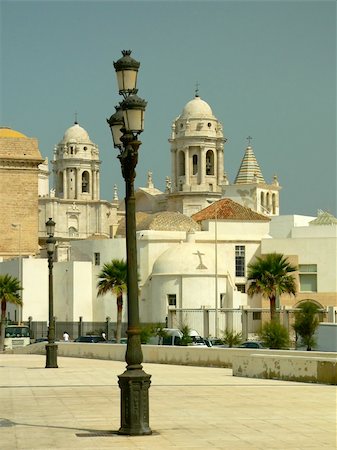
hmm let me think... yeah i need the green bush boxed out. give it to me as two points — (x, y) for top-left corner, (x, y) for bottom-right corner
(179, 324), (193, 346)
(293, 301), (320, 351)
(140, 325), (155, 344)
(221, 329), (242, 347)
(258, 321), (289, 349)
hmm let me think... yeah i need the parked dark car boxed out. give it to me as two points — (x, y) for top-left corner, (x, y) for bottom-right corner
(74, 335), (106, 343)
(238, 341), (265, 349)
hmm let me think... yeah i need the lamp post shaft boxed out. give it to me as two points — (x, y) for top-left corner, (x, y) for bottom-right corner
(45, 246), (58, 368)
(117, 137), (151, 435)
(215, 211), (218, 338)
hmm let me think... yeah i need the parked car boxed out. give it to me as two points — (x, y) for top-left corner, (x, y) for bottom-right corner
(74, 335), (106, 343)
(238, 341), (265, 349)
(34, 337), (48, 343)
(105, 337), (127, 344)
(205, 338), (230, 348)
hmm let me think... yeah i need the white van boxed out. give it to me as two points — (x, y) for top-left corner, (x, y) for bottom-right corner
(4, 325), (31, 350)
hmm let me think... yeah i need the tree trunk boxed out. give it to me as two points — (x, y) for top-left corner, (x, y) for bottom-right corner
(116, 294), (123, 343)
(270, 296), (276, 322)
(0, 300), (7, 351)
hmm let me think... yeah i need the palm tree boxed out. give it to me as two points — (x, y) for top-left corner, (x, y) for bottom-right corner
(0, 274), (22, 351)
(247, 253), (297, 321)
(97, 259), (127, 343)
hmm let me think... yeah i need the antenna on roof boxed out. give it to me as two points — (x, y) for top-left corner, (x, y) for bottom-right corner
(195, 81), (200, 97)
(74, 112), (78, 124)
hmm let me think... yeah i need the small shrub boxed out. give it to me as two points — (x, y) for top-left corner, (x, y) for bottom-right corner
(258, 321), (289, 349)
(179, 324), (193, 346)
(221, 329), (242, 347)
(140, 325), (154, 344)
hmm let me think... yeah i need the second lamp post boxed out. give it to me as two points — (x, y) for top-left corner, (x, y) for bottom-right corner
(107, 50), (151, 436)
(45, 218), (58, 369)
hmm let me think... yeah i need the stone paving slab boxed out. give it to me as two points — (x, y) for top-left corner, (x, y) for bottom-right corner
(0, 354), (336, 449)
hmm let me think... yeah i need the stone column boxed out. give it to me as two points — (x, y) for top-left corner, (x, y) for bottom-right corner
(200, 147), (206, 186)
(184, 148), (190, 187)
(91, 170), (95, 200)
(217, 146), (224, 187)
(76, 169), (82, 199)
(96, 170), (100, 200)
(171, 149), (176, 190)
(63, 169), (68, 199)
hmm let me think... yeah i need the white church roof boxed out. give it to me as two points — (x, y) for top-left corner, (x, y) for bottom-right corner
(180, 95), (214, 119)
(61, 122), (92, 144)
(152, 241), (215, 275)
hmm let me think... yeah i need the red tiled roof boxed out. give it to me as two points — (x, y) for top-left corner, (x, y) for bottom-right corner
(191, 198), (270, 222)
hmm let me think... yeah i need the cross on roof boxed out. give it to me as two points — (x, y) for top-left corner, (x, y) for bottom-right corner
(74, 112), (78, 124)
(193, 250), (208, 270)
(195, 81), (200, 97)
(246, 136), (253, 146)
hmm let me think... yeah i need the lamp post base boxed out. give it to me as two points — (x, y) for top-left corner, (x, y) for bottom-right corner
(118, 369), (151, 435)
(45, 343), (58, 368)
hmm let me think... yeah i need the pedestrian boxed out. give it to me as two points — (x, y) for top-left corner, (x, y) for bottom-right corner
(63, 331), (69, 342)
(102, 332), (106, 340)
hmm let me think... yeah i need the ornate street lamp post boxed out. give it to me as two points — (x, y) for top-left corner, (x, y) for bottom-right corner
(45, 218), (58, 369)
(107, 50), (151, 436)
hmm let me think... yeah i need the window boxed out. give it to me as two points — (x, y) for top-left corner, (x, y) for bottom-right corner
(167, 294), (176, 307)
(206, 150), (214, 175)
(253, 311), (261, 320)
(235, 246), (245, 277)
(82, 171), (90, 193)
(299, 264), (317, 292)
(192, 154), (198, 175)
(94, 253), (100, 266)
(220, 293), (226, 308)
(236, 283), (246, 293)
(69, 227), (78, 237)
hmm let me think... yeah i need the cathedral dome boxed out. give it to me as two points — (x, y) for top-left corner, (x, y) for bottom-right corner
(0, 127), (27, 138)
(61, 123), (91, 144)
(152, 242), (215, 275)
(180, 96), (214, 118)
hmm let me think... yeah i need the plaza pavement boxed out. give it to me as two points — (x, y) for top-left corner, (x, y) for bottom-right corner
(0, 353), (336, 450)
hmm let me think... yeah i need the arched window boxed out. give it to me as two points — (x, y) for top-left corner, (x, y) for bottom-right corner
(178, 151), (185, 176)
(206, 150), (214, 175)
(68, 226), (78, 237)
(82, 171), (90, 193)
(260, 192), (265, 209)
(192, 154), (198, 175)
(68, 215), (78, 237)
(58, 172), (64, 193)
(266, 192), (270, 212)
(272, 193), (276, 214)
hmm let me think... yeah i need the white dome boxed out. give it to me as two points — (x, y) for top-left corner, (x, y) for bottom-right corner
(180, 96), (214, 118)
(61, 123), (91, 144)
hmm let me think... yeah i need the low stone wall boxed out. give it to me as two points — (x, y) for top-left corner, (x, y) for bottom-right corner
(232, 353), (337, 385)
(17, 342), (337, 384)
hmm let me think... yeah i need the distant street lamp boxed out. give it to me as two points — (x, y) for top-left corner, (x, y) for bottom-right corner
(107, 50), (151, 435)
(45, 218), (58, 369)
(207, 200), (219, 337)
(11, 223), (22, 324)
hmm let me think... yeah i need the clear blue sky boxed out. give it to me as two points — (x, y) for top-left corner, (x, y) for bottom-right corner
(1, 0), (336, 216)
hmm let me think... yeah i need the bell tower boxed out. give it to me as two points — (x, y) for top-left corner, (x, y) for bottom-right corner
(52, 121), (100, 201)
(169, 95), (226, 194)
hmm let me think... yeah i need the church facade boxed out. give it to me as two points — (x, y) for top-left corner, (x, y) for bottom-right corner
(38, 122), (119, 257)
